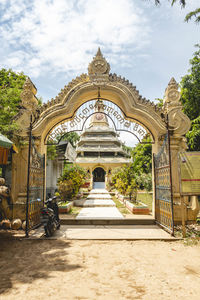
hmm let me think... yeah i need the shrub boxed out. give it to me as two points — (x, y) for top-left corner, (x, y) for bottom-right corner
(57, 164), (87, 201)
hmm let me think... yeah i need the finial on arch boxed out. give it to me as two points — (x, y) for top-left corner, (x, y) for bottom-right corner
(168, 77), (179, 89)
(163, 76), (181, 112)
(88, 47), (110, 79)
(96, 47), (103, 57)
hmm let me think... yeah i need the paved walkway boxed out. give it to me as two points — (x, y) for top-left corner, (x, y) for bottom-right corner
(29, 225), (176, 240)
(76, 189), (124, 220)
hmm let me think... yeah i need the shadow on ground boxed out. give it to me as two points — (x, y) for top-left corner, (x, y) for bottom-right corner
(0, 239), (81, 294)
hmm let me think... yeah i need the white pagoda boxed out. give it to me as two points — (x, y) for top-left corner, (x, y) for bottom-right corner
(75, 99), (131, 189)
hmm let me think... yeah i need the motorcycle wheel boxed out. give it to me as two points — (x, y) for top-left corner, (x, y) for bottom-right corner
(44, 225), (52, 237)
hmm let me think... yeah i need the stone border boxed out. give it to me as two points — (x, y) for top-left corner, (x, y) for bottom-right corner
(58, 202), (73, 214)
(116, 193), (150, 215)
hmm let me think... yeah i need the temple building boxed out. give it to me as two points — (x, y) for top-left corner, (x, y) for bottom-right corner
(75, 99), (132, 189)
(46, 141), (76, 196)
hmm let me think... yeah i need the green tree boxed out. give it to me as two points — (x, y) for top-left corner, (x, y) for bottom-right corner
(60, 132), (80, 148)
(131, 138), (152, 191)
(180, 45), (200, 120)
(111, 165), (138, 202)
(180, 45), (200, 150)
(185, 116), (200, 150)
(131, 140), (152, 175)
(47, 131), (80, 160)
(47, 143), (57, 160)
(0, 68), (26, 139)
(57, 164), (87, 201)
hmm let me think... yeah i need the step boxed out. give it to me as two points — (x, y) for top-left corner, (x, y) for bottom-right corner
(90, 189), (109, 194)
(87, 194), (112, 200)
(74, 199), (116, 207)
(30, 224), (177, 240)
(76, 207), (124, 220)
(60, 219), (156, 225)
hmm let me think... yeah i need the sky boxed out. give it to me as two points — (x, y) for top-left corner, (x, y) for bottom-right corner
(0, 0), (199, 146)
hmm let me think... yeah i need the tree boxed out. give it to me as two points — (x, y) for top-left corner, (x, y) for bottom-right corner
(111, 165), (139, 202)
(60, 132), (80, 148)
(131, 137), (152, 191)
(180, 45), (200, 150)
(47, 131), (80, 160)
(185, 116), (200, 151)
(0, 69), (26, 139)
(131, 138), (152, 175)
(153, 0), (200, 23)
(57, 164), (87, 201)
(180, 45), (200, 120)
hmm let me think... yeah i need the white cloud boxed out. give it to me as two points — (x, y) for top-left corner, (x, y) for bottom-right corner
(0, 0), (150, 78)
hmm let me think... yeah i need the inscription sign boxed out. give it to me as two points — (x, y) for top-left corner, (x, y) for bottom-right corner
(46, 99), (152, 144)
(179, 152), (200, 195)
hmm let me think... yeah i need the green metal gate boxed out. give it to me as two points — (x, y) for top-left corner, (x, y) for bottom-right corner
(154, 133), (174, 235)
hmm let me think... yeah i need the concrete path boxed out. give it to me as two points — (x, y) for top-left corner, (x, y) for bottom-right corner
(30, 225), (176, 240)
(76, 188), (124, 220)
(76, 207), (124, 219)
(79, 199), (116, 207)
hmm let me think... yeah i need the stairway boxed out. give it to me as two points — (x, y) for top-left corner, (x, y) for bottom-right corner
(60, 189), (155, 225)
(76, 189), (124, 220)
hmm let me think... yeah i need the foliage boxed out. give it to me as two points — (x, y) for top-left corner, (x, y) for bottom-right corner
(155, 98), (163, 108)
(135, 173), (152, 191)
(154, 0), (185, 6)
(47, 144), (57, 160)
(0, 68), (26, 139)
(58, 132), (80, 148)
(185, 116), (200, 151)
(57, 164), (87, 201)
(184, 7), (200, 23)
(153, 0), (200, 23)
(130, 137), (152, 191)
(155, 46), (200, 151)
(180, 45), (200, 150)
(47, 131), (80, 160)
(122, 144), (132, 155)
(131, 138), (152, 175)
(111, 165), (139, 202)
(180, 45), (200, 121)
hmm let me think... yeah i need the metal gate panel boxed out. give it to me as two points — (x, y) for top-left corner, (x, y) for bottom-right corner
(154, 133), (174, 235)
(26, 135), (45, 233)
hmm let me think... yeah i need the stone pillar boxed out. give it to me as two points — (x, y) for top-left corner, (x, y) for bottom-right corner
(163, 78), (192, 224)
(11, 77), (40, 220)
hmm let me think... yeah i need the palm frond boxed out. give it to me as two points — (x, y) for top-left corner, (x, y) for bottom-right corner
(171, 0), (186, 7)
(185, 8), (200, 23)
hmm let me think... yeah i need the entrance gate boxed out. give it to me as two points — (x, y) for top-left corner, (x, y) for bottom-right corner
(26, 132), (45, 235)
(154, 133), (174, 235)
(13, 48), (192, 230)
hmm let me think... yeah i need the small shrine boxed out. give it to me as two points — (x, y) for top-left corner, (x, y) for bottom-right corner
(75, 99), (131, 189)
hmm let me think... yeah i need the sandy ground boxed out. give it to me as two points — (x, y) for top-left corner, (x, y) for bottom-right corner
(0, 239), (200, 300)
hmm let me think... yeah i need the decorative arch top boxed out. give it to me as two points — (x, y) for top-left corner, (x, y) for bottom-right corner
(45, 98), (154, 145)
(16, 48), (190, 145)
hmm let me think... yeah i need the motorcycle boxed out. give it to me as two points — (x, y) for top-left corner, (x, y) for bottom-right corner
(41, 196), (60, 237)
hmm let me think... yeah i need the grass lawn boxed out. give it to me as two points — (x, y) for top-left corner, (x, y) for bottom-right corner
(112, 196), (130, 215)
(137, 192), (153, 211)
(68, 206), (82, 217)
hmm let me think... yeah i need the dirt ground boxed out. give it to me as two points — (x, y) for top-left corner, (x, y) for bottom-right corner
(0, 239), (200, 300)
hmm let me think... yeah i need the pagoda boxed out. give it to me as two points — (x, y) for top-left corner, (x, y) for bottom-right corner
(75, 99), (132, 189)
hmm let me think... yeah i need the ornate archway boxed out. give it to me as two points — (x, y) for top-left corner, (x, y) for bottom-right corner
(12, 48), (192, 229)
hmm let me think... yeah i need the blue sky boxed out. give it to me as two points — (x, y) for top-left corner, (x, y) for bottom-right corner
(0, 0), (199, 146)
(0, 0), (199, 105)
